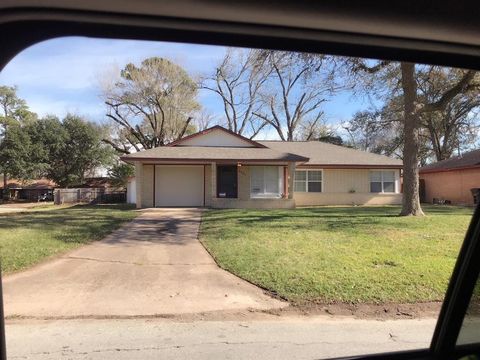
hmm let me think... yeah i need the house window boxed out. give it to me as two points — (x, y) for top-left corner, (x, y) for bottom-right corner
(294, 170), (322, 192)
(370, 170), (396, 193)
(250, 166), (282, 198)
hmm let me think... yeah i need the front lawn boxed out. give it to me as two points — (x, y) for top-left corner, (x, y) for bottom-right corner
(200, 206), (473, 304)
(0, 204), (137, 273)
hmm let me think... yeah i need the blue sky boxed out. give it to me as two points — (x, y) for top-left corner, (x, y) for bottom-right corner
(0, 37), (366, 139)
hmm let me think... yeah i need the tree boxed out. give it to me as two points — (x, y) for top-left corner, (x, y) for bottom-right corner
(417, 67), (480, 161)
(108, 163), (135, 188)
(201, 48), (270, 138)
(348, 60), (478, 216)
(0, 86), (37, 196)
(28, 115), (113, 187)
(344, 110), (403, 157)
(0, 122), (37, 182)
(253, 51), (339, 141)
(101, 57), (200, 154)
(295, 114), (337, 141)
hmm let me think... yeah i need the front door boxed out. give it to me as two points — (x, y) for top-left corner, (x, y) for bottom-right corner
(217, 165), (238, 198)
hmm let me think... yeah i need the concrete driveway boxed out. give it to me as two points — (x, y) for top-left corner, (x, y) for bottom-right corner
(3, 208), (285, 318)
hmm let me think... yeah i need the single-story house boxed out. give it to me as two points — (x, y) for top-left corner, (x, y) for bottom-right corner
(121, 126), (403, 209)
(70, 177), (125, 191)
(419, 149), (480, 206)
(0, 178), (56, 201)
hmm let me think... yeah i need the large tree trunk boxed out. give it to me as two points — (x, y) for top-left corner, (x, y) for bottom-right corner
(400, 63), (425, 216)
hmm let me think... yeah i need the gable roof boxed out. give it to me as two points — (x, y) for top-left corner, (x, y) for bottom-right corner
(122, 125), (402, 167)
(260, 141), (403, 168)
(121, 145), (308, 162)
(420, 149), (480, 173)
(167, 125), (267, 148)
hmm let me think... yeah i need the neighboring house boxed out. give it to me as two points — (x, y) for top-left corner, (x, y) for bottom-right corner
(71, 177), (125, 191)
(419, 149), (480, 206)
(121, 126), (403, 209)
(0, 178), (56, 201)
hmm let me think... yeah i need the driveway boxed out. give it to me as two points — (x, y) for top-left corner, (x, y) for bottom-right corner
(3, 208), (285, 318)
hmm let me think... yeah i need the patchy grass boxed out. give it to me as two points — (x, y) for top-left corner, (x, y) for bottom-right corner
(0, 204), (137, 273)
(200, 205), (473, 304)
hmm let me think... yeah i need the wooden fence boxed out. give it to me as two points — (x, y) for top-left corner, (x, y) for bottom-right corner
(54, 188), (126, 205)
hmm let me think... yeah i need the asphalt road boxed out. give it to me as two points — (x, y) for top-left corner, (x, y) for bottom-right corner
(6, 317), (437, 360)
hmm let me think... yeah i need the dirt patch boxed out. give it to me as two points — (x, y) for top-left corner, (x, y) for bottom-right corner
(266, 301), (443, 320)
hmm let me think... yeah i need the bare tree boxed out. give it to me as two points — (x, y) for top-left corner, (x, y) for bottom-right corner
(253, 51), (339, 141)
(194, 109), (218, 131)
(201, 48), (269, 138)
(101, 57), (200, 154)
(296, 116), (333, 141)
(344, 109), (403, 158)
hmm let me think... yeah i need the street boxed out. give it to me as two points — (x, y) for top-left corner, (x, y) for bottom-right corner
(6, 317), (436, 359)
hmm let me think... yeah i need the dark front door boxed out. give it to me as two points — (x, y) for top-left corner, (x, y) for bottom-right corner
(217, 165), (238, 198)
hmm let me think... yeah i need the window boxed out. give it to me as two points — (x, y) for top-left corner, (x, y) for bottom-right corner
(250, 166), (282, 198)
(370, 171), (396, 193)
(294, 170), (322, 192)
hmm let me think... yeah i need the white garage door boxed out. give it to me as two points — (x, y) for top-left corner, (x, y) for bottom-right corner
(155, 165), (204, 207)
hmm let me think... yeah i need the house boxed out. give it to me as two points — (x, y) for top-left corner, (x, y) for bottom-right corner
(71, 177), (125, 191)
(121, 126), (403, 209)
(419, 149), (480, 206)
(0, 178), (56, 201)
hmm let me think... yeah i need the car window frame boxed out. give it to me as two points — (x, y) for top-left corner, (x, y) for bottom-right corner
(1, 6), (480, 360)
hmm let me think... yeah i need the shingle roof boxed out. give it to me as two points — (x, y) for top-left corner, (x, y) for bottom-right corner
(259, 141), (403, 167)
(121, 145), (309, 162)
(0, 178), (56, 190)
(420, 149), (480, 173)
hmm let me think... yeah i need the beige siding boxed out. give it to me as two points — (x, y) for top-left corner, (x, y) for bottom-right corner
(134, 162), (143, 208)
(295, 168), (402, 206)
(141, 165), (154, 208)
(179, 129), (254, 147)
(238, 165), (250, 200)
(323, 169), (370, 193)
(204, 165), (212, 207)
(211, 198), (295, 209)
(295, 192), (402, 206)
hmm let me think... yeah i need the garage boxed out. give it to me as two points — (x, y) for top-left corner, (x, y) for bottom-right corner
(154, 165), (205, 207)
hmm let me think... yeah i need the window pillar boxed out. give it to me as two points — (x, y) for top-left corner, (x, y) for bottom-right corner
(211, 162), (217, 199)
(288, 163), (295, 199)
(135, 162), (143, 209)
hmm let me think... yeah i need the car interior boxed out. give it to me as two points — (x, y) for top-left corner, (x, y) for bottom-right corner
(0, 1), (479, 359)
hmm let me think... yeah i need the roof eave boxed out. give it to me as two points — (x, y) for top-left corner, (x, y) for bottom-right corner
(299, 164), (403, 169)
(420, 164), (480, 174)
(119, 156), (307, 163)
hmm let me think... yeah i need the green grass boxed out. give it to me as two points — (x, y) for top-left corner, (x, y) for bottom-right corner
(200, 205), (474, 304)
(0, 204), (137, 273)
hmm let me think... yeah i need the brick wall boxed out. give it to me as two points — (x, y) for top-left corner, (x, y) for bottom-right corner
(420, 168), (480, 205)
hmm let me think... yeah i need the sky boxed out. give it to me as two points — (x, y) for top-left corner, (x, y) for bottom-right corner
(0, 36), (368, 140)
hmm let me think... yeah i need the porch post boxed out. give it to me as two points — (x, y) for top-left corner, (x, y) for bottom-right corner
(288, 162), (295, 200)
(211, 162), (217, 199)
(135, 162), (143, 209)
